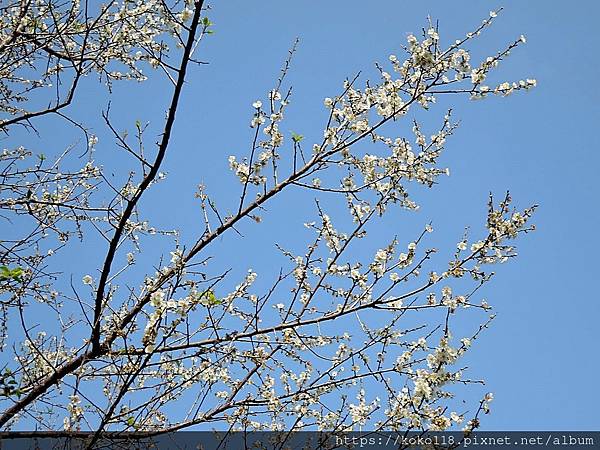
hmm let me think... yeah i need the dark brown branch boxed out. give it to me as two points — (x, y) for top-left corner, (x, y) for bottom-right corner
(90, 0), (206, 352)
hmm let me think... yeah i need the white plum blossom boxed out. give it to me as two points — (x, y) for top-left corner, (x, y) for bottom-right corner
(150, 290), (165, 308)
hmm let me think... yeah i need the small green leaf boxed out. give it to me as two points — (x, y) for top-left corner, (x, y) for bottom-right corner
(0, 266), (11, 281)
(291, 132), (304, 143)
(199, 290), (222, 306)
(135, 120), (142, 130)
(0, 266), (23, 281)
(127, 417), (135, 426)
(10, 268), (23, 281)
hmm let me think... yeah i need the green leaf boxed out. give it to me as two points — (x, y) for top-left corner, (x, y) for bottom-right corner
(0, 266), (11, 281)
(135, 120), (142, 130)
(291, 132), (304, 143)
(127, 417), (135, 427)
(0, 266), (23, 281)
(10, 267), (23, 281)
(199, 290), (222, 306)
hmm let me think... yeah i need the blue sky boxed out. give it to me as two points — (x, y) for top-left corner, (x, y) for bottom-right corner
(6, 0), (599, 431)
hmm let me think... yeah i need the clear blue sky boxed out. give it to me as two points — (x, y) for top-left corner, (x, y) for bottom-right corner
(10, 0), (599, 431)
